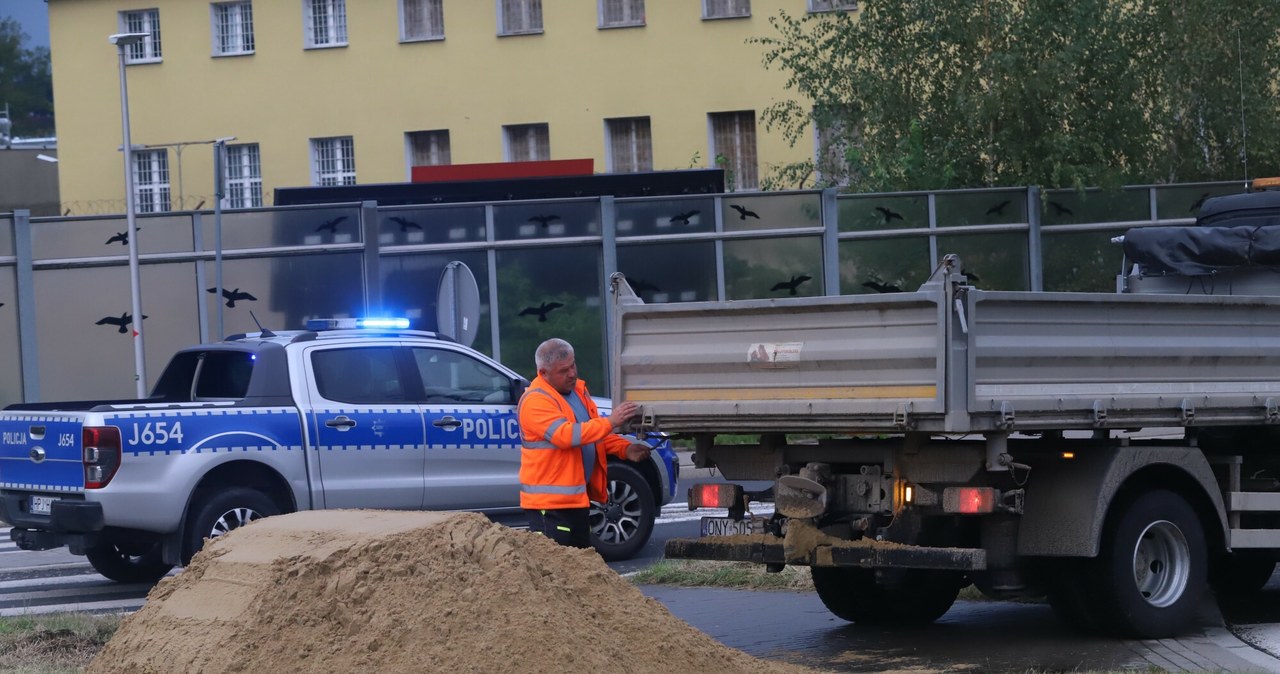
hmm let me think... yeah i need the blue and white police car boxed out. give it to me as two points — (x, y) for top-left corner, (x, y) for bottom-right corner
(0, 317), (678, 582)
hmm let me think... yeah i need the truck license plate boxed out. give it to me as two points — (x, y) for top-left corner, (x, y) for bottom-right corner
(701, 516), (755, 537)
(29, 496), (55, 516)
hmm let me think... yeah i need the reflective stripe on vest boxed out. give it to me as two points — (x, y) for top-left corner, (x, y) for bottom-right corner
(521, 483), (587, 495)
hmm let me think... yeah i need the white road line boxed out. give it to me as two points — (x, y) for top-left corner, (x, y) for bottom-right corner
(0, 571), (115, 591)
(0, 598), (146, 617)
(658, 503), (774, 524)
(0, 581), (150, 604)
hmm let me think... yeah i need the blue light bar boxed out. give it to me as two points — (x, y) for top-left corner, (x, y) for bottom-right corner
(305, 317), (411, 331)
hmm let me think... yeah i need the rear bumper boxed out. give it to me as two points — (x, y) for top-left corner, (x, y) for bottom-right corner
(0, 494), (103, 554)
(665, 534), (988, 571)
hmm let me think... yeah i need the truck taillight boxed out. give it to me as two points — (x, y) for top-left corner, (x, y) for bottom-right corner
(942, 487), (997, 514)
(83, 426), (122, 489)
(689, 483), (742, 510)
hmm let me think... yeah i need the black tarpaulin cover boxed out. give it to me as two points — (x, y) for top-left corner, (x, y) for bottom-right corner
(1124, 226), (1280, 275)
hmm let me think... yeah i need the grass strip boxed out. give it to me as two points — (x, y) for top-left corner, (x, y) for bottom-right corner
(0, 613), (120, 674)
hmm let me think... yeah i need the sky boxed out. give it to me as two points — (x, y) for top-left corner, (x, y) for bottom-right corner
(2, 0), (51, 50)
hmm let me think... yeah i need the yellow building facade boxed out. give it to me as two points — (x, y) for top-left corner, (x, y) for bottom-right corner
(47, 0), (856, 214)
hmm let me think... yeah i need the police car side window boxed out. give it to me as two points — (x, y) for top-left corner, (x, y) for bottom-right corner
(412, 348), (512, 404)
(311, 347), (405, 404)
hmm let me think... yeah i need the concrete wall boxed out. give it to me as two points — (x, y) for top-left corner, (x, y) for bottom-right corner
(0, 149), (60, 216)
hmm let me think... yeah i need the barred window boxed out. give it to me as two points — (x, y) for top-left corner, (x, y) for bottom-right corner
(311, 136), (356, 186)
(225, 143), (263, 208)
(503, 124), (550, 162)
(119, 9), (162, 63)
(304, 0), (347, 48)
(606, 117), (652, 173)
(498, 0), (542, 35)
(599, 0), (644, 28)
(703, 0), (750, 19)
(407, 130), (451, 167)
(133, 149), (171, 213)
(709, 111), (758, 191)
(402, 0), (444, 41)
(212, 2), (254, 55)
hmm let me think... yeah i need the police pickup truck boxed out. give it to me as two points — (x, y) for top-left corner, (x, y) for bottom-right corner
(0, 318), (678, 583)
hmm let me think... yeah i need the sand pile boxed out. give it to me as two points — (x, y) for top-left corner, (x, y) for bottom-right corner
(88, 510), (816, 674)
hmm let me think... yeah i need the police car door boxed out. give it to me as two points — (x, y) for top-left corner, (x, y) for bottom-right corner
(305, 344), (426, 509)
(411, 346), (522, 510)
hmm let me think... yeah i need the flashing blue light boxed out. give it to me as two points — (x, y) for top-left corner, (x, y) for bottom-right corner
(357, 317), (411, 329)
(305, 317), (411, 331)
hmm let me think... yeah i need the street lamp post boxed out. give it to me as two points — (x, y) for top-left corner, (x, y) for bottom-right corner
(109, 32), (151, 398)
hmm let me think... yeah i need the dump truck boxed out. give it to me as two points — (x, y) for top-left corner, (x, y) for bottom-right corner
(610, 185), (1280, 639)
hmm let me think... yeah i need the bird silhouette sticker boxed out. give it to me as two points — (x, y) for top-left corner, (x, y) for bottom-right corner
(771, 274), (813, 296)
(668, 210), (701, 226)
(1047, 201), (1074, 217)
(1189, 192), (1211, 213)
(206, 287), (258, 308)
(729, 204), (760, 220)
(528, 214), (561, 228)
(105, 227), (140, 246)
(861, 280), (902, 293)
(388, 216), (423, 232)
(519, 302), (564, 322)
(315, 216), (348, 234)
(986, 200), (1011, 216)
(875, 206), (904, 224)
(96, 312), (147, 334)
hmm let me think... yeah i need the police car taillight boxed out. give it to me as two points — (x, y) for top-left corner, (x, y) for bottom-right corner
(689, 483), (742, 510)
(83, 426), (121, 489)
(305, 317), (411, 331)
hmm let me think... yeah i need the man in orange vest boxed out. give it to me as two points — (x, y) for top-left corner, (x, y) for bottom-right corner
(518, 337), (651, 548)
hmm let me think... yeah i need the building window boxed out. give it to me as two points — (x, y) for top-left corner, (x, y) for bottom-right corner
(311, 136), (356, 186)
(133, 149), (171, 213)
(606, 117), (652, 173)
(504, 124), (550, 162)
(703, 0), (750, 19)
(599, 0), (644, 28)
(211, 1), (254, 56)
(498, 0), (542, 36)
(807, 0), (857, 12)
(401, 0), (444, 41)
(709, 111), (758, 191)
(814, 113), (851, 188)
(225, 143), (263, 208)
(304, 0), (347, 48)
(407, 130), (451, 168)
(119, 9), (162, 63)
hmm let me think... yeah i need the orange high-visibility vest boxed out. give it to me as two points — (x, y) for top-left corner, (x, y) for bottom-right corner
(518, 375), (632, 510)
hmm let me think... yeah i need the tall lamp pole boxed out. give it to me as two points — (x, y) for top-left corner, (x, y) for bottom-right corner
(109, 32), (151, 398)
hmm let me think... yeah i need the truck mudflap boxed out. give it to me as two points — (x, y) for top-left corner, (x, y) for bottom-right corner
(665, 521), (987, 571)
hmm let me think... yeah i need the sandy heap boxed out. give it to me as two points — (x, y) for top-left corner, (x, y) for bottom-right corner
(88, 510), (815, 674)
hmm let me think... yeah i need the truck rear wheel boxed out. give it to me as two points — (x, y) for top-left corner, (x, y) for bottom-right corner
(183, 488), (280, 564)
(1095, 489), (1207, 638)
(812, 567), (961, 625)
(86, 541), (172, 584)
(589, 462), (656, 561)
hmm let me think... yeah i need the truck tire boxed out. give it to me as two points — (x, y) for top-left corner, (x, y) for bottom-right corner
(86, 541), (172, 584)
(1212, 551), (1276, 597)
(812, 567), (961, 625)
(184, 488), (281, 564)
(1095, 489), (1207, 638)
(589, 462), (656, 561)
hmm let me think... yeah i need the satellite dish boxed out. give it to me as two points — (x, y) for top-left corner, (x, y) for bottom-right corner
(436, 261), (481, 347)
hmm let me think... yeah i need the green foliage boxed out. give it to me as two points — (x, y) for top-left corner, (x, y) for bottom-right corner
(0, 18), (55, 138)
(753, 0), (1280, 191)
(0, 613), (119, 673)
(630, 559), (816, 591)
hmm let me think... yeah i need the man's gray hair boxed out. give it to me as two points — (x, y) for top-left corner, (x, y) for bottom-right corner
(535, 338), (574, 371)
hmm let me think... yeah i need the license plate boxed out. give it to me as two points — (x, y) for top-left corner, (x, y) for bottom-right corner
(29, 496), (55, 516)
(700, 516), (756, 537)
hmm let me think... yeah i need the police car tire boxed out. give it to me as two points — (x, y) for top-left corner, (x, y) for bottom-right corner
(590, 462), (656, 561)
(184, 488), (281, 565)
(85, 541), (172, 584)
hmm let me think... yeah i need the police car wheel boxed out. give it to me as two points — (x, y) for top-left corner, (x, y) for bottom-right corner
(85, 541), (172, 584)
(184, 487), (281, 565)
(589, 462), (656, 561)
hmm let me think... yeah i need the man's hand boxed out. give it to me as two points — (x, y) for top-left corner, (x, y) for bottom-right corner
(625, 442), (651, 462)
(608, 401), (640, 430)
